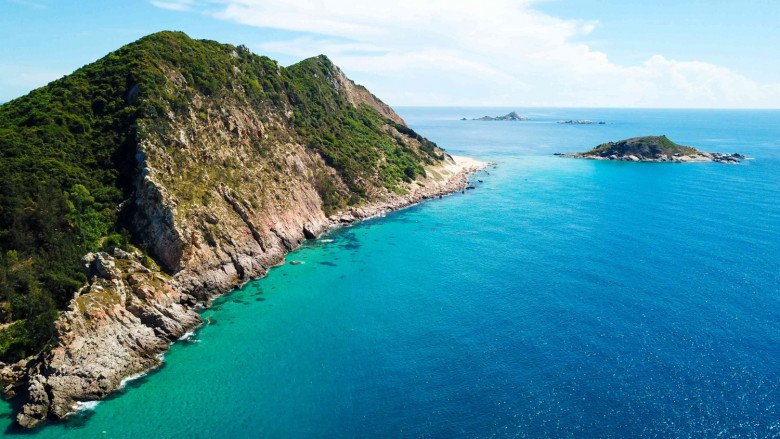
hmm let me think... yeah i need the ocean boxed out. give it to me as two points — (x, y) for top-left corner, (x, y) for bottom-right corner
(2, 108), (778, 438)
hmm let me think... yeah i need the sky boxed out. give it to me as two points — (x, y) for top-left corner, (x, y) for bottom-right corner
(1, 0), (779, 108)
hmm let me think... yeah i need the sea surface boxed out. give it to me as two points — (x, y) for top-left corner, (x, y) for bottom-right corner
(2, 108), (779, 438)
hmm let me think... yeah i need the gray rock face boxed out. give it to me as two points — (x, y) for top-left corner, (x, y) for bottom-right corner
(132, 168), (187, 272)
(16, 376), (49, 428)
(15, 249), (200, 427)
(710, 152), (745, 163)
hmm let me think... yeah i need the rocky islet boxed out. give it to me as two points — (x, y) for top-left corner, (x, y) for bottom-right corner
(559, 135), (746, 163)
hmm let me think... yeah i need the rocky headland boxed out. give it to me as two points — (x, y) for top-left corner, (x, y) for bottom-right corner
(559, 135), (746, 163)
(13, 154), (483, 429)
(0, 31), (485, 428)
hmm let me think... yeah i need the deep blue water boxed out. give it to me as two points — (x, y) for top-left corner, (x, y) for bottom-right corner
(2, 108), (779, 438)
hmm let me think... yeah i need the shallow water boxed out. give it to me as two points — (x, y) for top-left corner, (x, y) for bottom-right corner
(3, 108), (779, 437)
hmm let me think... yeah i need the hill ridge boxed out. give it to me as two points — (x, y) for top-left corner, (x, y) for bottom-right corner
(0, 31), (483, 428)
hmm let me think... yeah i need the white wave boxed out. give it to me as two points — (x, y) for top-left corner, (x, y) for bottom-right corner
(75, 400), (100, 411)
(178, 330), (195, 341)
(320, 238), (335, 243)
(119, 371), (148, 389)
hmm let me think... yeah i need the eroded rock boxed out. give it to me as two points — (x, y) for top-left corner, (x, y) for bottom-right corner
(17, 249), (200, 426)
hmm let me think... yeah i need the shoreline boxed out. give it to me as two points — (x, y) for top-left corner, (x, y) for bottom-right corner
(329, 155), (487, 224)
(225, 155), (487, 293)
(7, 154), (488, 428)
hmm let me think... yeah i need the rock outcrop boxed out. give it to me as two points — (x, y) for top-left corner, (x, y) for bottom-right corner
(0, 31), (486, 427)
(561, 135), (746, 163)
(472, 111), (526, 121)
(16, 250), (200, 428)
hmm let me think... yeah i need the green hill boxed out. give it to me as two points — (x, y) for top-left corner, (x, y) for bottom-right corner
(0, 31), (445, 362)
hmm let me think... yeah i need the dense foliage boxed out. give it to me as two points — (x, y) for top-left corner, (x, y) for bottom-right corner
(0, 37), (149, 360)
(285, 55), (442, 212)
(0, 31), (442, 361)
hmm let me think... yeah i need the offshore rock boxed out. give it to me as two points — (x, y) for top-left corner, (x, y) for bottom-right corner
(562, 135), (747, 163)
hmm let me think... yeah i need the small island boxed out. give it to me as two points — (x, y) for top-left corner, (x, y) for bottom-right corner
(470, 111), (526, 121)
(558, 119), (606, 125)
(557, 135), (746, 163)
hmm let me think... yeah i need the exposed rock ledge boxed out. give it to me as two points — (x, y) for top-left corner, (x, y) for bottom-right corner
(5, 155), (486, 429)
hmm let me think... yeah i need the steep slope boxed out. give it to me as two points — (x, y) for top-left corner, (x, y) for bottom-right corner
(0, 31), (483, 427)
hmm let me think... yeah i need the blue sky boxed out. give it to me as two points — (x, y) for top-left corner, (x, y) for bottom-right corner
(1, 0), (779, 107)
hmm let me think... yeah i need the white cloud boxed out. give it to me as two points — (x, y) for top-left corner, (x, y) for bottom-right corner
(153, 0), (780, 108)
(149, 0), (194, 12)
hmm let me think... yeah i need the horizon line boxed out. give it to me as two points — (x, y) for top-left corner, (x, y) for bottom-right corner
(391, 105), (780, 111)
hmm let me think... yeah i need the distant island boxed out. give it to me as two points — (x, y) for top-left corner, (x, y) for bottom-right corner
(466, 111), (526, 121)
(558, 119), (605, 125)
(557, 135), (746, 163)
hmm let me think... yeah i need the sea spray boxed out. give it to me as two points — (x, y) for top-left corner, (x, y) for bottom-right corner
(178, 331), (196, 341)
(119, 372), (148, 390)
(74, 400), (100, 412)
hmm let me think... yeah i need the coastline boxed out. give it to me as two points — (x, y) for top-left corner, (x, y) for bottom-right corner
(7, 154), (487, 428)
(329, 155), (487, 223)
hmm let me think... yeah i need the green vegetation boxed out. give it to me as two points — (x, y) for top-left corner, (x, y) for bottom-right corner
(586, 135), (698, 158)
(0, 31), (443, 361)
(0, 35), (148, 360)
(286, 55), (443, 211)
(0, 251), (59, 360)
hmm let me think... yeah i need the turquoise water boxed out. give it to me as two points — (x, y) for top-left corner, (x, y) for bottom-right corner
(3, 108), (779, 437)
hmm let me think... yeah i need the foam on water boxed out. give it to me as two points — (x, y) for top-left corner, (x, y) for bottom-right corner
(119, 372), (148, 389)
(74, 400), (100, 412)
(177, 331), (195, 341)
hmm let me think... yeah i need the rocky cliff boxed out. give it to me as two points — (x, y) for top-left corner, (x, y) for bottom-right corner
(0, 31), (484, 428)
